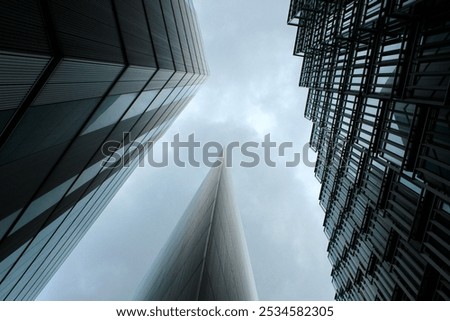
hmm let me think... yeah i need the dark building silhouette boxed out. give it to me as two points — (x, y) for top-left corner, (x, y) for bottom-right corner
(135, 162), (257, 300)
(0, 0), (207, 300)
(288, 0), (450, 300)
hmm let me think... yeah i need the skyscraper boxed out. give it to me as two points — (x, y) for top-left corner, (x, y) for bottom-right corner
(288, 0), (450, 300)
(0, 0), (207, 300)
(135, 162), (257, 300)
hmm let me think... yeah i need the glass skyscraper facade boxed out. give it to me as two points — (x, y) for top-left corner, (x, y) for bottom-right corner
(0, 0), (207, 300)
(288, 0), (450, 300)
(135, 163), (257, 300)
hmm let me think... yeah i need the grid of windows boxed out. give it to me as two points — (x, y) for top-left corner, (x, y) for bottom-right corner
(0, 0), (207, 300)
(288, 0), (450, 300)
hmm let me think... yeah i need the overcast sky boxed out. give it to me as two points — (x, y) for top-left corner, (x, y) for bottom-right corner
(38, 0), (335, 301)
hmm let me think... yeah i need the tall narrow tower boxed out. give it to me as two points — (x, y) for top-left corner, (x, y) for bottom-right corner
(135, 162), (257, 300)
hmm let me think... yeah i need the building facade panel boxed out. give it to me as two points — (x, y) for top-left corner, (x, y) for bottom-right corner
(288, 0), (450, 300)
(0, 0), (207, 300)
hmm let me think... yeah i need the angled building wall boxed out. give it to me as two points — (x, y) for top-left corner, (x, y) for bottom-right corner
(135, 164), (257, 301)
(288, 0), (450, 300)
(0, 0), (207, 300)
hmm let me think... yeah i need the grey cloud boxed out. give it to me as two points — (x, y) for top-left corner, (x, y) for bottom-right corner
(38, 0), (334, 301)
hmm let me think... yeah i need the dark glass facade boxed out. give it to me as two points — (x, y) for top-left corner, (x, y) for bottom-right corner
(288, 0), (450, 300)
(135, 164), (257, 300)
(0, 0), (207, 300)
